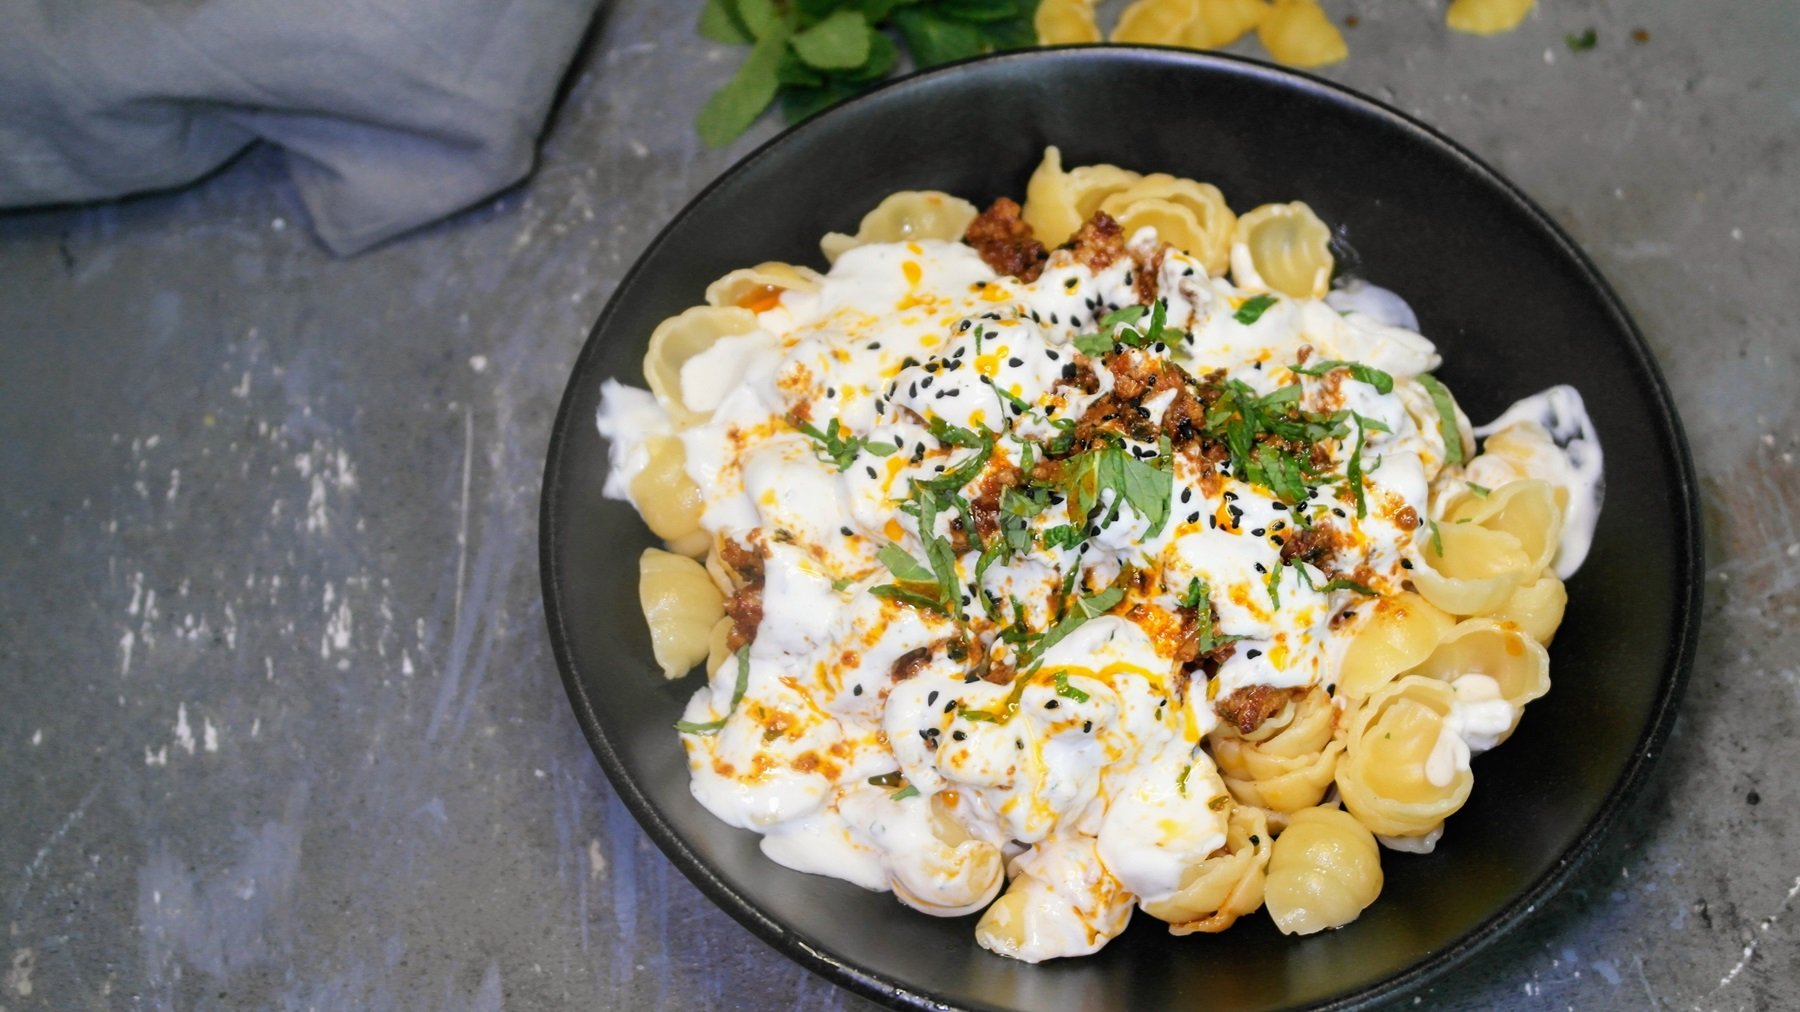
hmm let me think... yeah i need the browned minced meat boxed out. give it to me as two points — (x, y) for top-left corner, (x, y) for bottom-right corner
(1214, 684), (1306, 736)
(1279, 524), (1338, 568)
(890, 646), (931, 682)
(1132, 241), (1168, 304)
(1069, 352), (1202, 450)
(964, 198), (1048, 282)
(720, 537), (766, 649)
(1063, 212), (1126, 272)
(724, 585), (762, 651)
(969, 462), (1024, 542)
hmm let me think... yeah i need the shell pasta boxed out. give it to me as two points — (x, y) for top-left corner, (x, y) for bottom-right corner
(595, 150), (1602, 959)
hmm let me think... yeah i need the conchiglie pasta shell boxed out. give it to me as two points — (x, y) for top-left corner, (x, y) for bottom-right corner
(1445, 479), (1564, 576)
(643, 305), (759, 425)
(1183, 0), (1269, 47)
(1036, 0), (1101, 44)
(1337, 592), (1457, 701)
(1068, 162), (1144, 224)
(1101, 174), (1236, 275)
(628, 435), (705, 545)
(1141, 805), (1272, 933)
(1336, 676), (1474, 837)
(1257, 0), (1347, 68)
(1447, 0), (1535, 36)
(703, 261), (823, 312)
(1263, 805), (1382, 934)
(891, 793), (1005, 917)
(639, 548), (726, 680)
(1409, 617), (1551, 739)
(1218, 739), (1345, 813)
(1022, 146), (1083, 247)
(704, 614), (735, 677)
(820, 191), (979, 263)
(1410, 521), (1532, 616)
(1492, 574), (1567, 645)
(1112, 0), (1200, 45)
(1234, 201), (1334, 298)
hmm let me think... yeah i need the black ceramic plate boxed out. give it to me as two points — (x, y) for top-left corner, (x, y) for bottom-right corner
(542, 48), (1700, 1011)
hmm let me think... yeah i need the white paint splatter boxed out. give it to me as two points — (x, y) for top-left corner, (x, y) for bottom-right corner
(401, 650), (414, 676)
(1702, 873), (1800, 1004)
(30, 729), (42, 746)
(167, 468), (181, 502)
(119, 629), (135, 676)
(203, 719), (219, 753)
(6, 947), (35, 998)
(146, 746), (168, 767)
(469, 355), (489, 373)
(174, 704), (195, 755)
(588, 839), (607, 880)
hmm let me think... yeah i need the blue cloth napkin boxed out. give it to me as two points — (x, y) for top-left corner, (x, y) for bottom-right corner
(0, 0), (604, 254)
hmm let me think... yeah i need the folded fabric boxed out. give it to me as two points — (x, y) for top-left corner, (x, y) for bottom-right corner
(0, 0), (604, 254)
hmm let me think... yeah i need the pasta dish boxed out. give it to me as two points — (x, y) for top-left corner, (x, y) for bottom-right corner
(595, 148), (1603, 961)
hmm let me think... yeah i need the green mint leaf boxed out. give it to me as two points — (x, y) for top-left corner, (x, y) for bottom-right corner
(877, 541), (936, 583)
(934, 0), (1021, 22)
(1416, 374), (1466, 466)
(1072, 331), (1113, 357)
(1266, 565), (1282, 610)
(1098, 304), (1148, 330)
(1466, 481), (1490, 498)
(1234, 294), (1278, 324)
(736, 0), (788, 39)
(697, 29), (788, 147)
(1040, 524), (1083, 550)
(871, 583), (951, 614)
(674, 646), (751, 734)
(699, 0), (753, 44)
(1426, 518), (1444, 558)
(792, 10), (873, 69)
(1029, 584), (1124, 664)
(894, 7), (983, 66)
(1566, 28), (1597, 51)
(889, 785), (921, 800)
(1052, 671), (1090, 702)
(1290, 358), (1395, 394)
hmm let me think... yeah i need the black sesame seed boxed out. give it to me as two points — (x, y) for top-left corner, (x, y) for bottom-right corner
(945, 388), (961, 397)
(1253, 563), (1266, 574)
(944, 700), (956, 713)
(1271, 501), (1288, 511)
(1180, 488), (1193, 503)
(865, 466), (877, 480)
(1008, 357), (1024, 368)
(921, 375), (934, 389)
(928, 690), (939, 706)
(840, 526), (854, 537)
(1251, 527), (1266, 537)
(1045, 699), (1060, 709)
(1015, 739), (1024, 750)
(1400, 558), (1414, 569)
(1208, 515), (1218, 529)
(1246, 648), (1263, 659)
(1082, 720), (1092, 733)
(952, 730), (967, 741)
(852, 684), (863, 696)
(1186, 512), (1200, 525)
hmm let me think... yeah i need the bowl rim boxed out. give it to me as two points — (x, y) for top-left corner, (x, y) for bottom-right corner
(540, 43), (1703, 1012)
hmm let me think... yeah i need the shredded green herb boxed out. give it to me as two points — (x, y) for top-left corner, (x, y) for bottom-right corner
(1233, 294), (1278, 324)
(674, 646), (751, 735)
(1416, 374), (1466, 466)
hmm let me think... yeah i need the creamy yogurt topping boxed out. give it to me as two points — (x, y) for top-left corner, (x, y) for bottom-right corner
(596, 225), (1602, 959)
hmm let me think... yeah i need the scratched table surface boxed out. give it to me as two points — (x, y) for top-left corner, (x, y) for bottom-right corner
(2, 0), (1796, 1009)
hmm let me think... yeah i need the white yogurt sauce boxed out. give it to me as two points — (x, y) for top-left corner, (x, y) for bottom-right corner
(594, 218), (1602, 961)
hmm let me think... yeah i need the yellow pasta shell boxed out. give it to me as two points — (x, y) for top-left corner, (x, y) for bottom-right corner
(1336, 676), (1474, 837)
(638, 548), (725, 681)
(1447, 0), (1535, 36)
(1262, 806), (1382, 934)
(703, 261), (823, 311)
(1234, 201), (1333, 298)
(820, 190), (979, 263)
(1141, 805), (1272, 933)
(643, 305), (760, 425)
(1113, 0), (1201, 45)
(1182, 0), (1270, 48)
(1035, 0), (1102, 44)
(1258, 0), (1348, 68)
(1337, 591), (1456, 701)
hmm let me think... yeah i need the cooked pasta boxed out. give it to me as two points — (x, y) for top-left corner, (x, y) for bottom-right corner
(1035, 0), (1102, 43)
(638, 547), (726, 681)
(1257, 0), (1348, 68)
(1446, 0), (1536, 36)
(595, 151), (1601, 959)
(1263, 805), (1382, 934)
(820, 190), (980, 263)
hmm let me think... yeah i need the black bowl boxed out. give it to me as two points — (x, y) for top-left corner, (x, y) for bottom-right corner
(541, 47), (1701, 1011)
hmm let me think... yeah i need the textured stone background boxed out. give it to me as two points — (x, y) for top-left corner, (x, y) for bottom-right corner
(1, 1), (1795, 1009)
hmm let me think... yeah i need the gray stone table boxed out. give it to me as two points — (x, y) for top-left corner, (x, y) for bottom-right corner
(2, 0), (1795, 1008)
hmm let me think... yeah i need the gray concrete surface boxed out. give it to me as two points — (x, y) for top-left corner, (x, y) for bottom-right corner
(2, 0), (1795, 1009)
